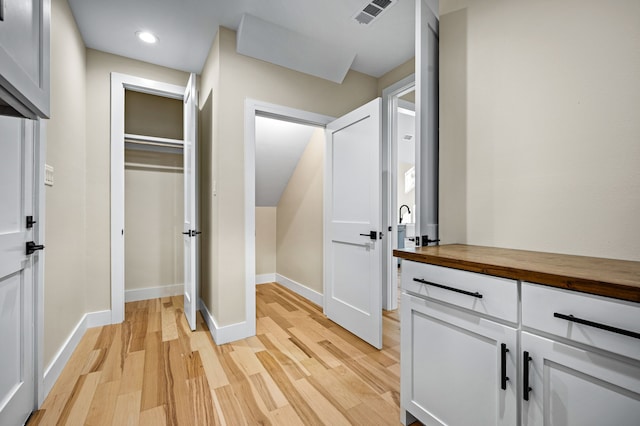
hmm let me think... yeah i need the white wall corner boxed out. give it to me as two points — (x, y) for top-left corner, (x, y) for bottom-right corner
(198, 298), (255, 345)
(125, 283), (184, 302)
(256, 273), (276, 285)
(275, 274), (323, 307)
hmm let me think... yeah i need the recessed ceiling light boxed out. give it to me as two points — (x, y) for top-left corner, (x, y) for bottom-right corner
(136, 31), (158, 44)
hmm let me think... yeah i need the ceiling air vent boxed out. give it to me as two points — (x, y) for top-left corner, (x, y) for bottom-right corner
(353, 0), (398, 26)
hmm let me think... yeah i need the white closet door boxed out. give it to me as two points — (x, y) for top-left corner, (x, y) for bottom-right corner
(0, 116), (36, 425)
(183, 73), (199, 331)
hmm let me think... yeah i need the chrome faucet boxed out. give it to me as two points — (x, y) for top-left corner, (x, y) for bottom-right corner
(399, 204), (411, 224)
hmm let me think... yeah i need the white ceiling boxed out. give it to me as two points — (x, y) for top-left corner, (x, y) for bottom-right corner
(255, 117), (317, 207)
(67, 0), (415, 77)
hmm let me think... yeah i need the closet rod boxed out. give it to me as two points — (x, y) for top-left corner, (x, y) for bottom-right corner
(124, 162), (183, 171)
(124, 133), (183, 148)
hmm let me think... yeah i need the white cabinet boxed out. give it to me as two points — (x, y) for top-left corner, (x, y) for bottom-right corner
(400, 261), (518, 425)
(401, 293), (518, 426)
(521, 331), (640, 426)
(400, 260), (640, 426)
(522, 282), (640, 426)
(0, 0), (50, 118)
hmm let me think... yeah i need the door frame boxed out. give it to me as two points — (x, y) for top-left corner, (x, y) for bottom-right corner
(109, 73), (185, 324)
(382, 74), (415, 311)
(244, 99), (334, 336)
(35, 120), (46, 406)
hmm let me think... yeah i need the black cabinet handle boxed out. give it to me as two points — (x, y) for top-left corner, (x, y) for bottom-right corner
(553, 312), (640, 340)
(182, 231), (191, 235)
(523, 351), (532, 401)
(500, 343), (509, 390)
(412, 278), (483, 299)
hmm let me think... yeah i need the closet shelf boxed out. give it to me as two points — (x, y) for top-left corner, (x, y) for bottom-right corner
(124, 133), (183, 148)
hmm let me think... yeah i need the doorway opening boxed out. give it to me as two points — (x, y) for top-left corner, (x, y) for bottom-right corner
(382, 75), (416, 311)
(244, 100), (334, 338)
(123, 91), (184, 304)
(254, 115), (325, 305)
(110, 73), (198, 326)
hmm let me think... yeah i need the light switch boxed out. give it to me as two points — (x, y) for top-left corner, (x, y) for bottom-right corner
(45, 164), (54, 186)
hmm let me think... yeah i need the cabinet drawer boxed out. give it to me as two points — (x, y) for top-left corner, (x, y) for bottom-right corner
(401, 260), (518, 322)
(522, 282), (640, 362)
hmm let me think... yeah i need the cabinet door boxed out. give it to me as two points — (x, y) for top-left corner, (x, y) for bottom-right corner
(401, 293), (518, 426)
(522, 332), (640, 426)
(0, 0), (50, 118)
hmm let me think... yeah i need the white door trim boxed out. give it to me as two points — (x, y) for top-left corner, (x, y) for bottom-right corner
(244, 99), (333, 336)
(381, 75), (415, 311)
(35, 120), (46, 406)
(109, 73), (185, 324)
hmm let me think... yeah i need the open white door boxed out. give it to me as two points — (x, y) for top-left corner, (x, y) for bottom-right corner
(183, 73), (198, 330)
(0, 116), (37, 425)
(324, 98), (383, 349)
(415, 0), (439, 246)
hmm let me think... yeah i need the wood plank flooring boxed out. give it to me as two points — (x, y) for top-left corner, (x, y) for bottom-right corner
(29, 283), (407, 425)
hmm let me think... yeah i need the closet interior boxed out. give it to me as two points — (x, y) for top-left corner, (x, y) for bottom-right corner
(124, 90), (185, 301)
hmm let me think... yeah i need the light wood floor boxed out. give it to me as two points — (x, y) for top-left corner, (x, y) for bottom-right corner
(29, 283), (408, 425)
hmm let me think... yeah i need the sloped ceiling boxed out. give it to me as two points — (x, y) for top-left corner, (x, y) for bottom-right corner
(255, 117), (317, 207)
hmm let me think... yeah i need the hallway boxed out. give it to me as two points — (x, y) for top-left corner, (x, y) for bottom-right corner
(29, 284), (402, 425)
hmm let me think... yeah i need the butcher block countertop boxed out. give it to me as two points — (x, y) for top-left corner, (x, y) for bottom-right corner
(393, 244), (640, 303)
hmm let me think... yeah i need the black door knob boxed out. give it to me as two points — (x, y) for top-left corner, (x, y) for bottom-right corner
(26, 241), (45, 255)
(359, 231), (378, 240)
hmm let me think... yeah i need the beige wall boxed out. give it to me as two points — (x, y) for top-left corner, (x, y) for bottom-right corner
(439, 7), (467, 245)
(125, 151), (183, 290)
(377, 57), (415, 96)
(199, 27), (378, 326)
(44, 0), (87, 366)
(85, 49), (189, 312)
(198, 33), (220, 319)
(125, 91), (183, 140)
(255, 207), (276, 276)
(276, 129), (324, 294)
(440, 0), (640, 261)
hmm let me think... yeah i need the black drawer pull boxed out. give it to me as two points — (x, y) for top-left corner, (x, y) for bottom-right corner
(413, 278), (483, 298)
(523, 351), (532, 401)
(553, 313), (640, 340)
(500, 343), (509, 390)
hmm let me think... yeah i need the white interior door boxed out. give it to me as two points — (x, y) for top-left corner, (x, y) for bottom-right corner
(415, 0), (439, 246)
(183, 73), (199, 330)
(0, 116), (36, 425)
(324, 98), (383, 349)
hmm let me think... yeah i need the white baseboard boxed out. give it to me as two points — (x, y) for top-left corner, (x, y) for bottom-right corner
(275, 273), (323, 306)
(43, 309), (111, 399)
(256, 273), (276, 285)
(199, 298), (254, 345)
(125, 283), (183, 302)
(86, 310), (112, 328)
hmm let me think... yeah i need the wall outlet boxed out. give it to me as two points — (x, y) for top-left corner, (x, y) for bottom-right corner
(45, 164), (54, 186)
